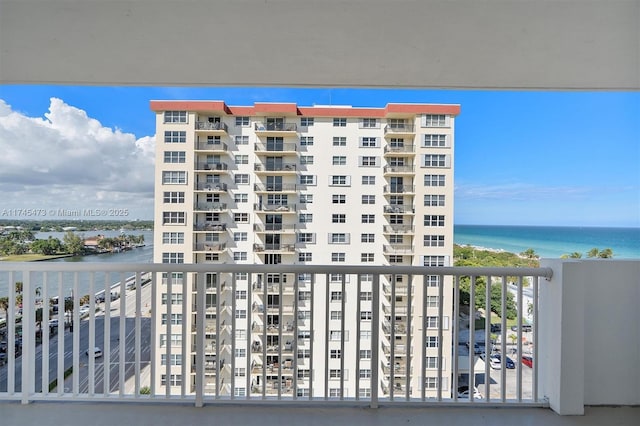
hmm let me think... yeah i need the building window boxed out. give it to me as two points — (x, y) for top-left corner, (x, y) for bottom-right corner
(162, 171), (187, 184)
(300, 117), (314, 127)
(300, 136), (314, 146)
(360, 330), (371, 339)
(424, 195), (445, 207)
(300, 155), (314, 164)
(361, 195), (375, 204)
(361, 214), (375, 224)
(427, 336), (439, 348)
(162, 212), (185, 224)
(235, 309), (247, 319)
(164, 130), (186, 143)
(424, 174), (445, 187)
(163, 191), (185, 203)
(297, 349), (311, 359)
(361, 233), (375, 243)
(235, 174), (249, 184)
(358, 178), (374, 189)
(161, 354), (183, 366)
(330, 233), (348, 244)
(329, 331), (346, 342)
(359, 388), (372, 398)
(161, 374), (182, 386)
(330, 349), (341, 358)
(235, 290), (247, 300)
(300, 175), (316, 185)
(234, 135), (249, 145)
(423, 114), (447, 127)
(424, 235), (445, 247)
(233, 252), (247, 261)
(426, 317), (440, 328)
(299, 213), (313, 223)
(235, 348), (247, 357)
(359, 369), (372, 378)
(360, 137), (378, 147)
(357, 350), (373, 362)
(361, 118), (378, 128)
(235, 154), (249, 165)
(159, 334), (183, 347)
(424, 215), (445, 226)
(424, 377), (439, 389)
(298, 252), (312, 262)
(332, 194), (346, 204)
(330, 175), (350, 186)
(389, 255), (404, 264)
(163, 151), (185, 163)
(234, 213), (249, 223)
(161, 293), (183, 304)
(234, 232), (248, 241)
(426, 275), (440, 287)
(359, 292), (372, 301)
(424, 134), (448, 147)
(359, 156), (378, 166)
(298, 233), (315, 243)
(427, 295), (440, 308)
(332, 156), (347, 165)
(161, 313), (183, 325)
(162, 232), (184, 244)
(235, 116), (250, 126)
(332, 214), (346, 223)
(164, 111), (187, 123)
(333, 118), (347, 127)
(330, 311), (342, 320)
(162, 252), (184, 263)
(331, 253), (345, 262)
(234, 388), (246, 397)
(423, 256), (446, 266)
(299, 193), (313, 204)
(332, 136), (346, 146)
(360, 253), (374, 263)
(234, 193), (248, 203)
(423, 154), (447, 167)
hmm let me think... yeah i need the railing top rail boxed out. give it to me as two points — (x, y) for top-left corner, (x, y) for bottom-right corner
(0, 262), (553, 279)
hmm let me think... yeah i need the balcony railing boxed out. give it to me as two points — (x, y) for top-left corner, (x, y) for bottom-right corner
(254, 142), (298, 153)
(195, 121), (228, 132)
(3, 261), (636, 416)
(383, 225), (415, 234)
(194, 202), (227, 212)
(253, 223), (297, 233)
(253, 243), (296, 253)
(383, 205), (415, 214)
(195, 141), (228, 152)
(253, 183), (298, 192)
(254, 122), (297, 132)
(384, 124), (415, 134)
(253, 203), (297, 213)
(383, 145), (415, 154)
(383, 165), (415, 174)
(195, 162), (229, 171)
(254, 163), (297, 172)
(194, 222), (227, 231)
(383, 185), (415, 194)
(195, 182), (228, 192)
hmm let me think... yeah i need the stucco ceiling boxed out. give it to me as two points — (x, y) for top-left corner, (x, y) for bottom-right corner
(0, 0), (638, 89)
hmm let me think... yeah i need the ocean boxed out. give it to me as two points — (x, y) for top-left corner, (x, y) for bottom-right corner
(454, 225), (640, 259)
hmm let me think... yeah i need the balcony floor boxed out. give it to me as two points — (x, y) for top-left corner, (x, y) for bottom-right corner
(2, 402), (638, 426)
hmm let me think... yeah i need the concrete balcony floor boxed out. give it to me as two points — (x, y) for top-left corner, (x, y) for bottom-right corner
(2, 402), (638, 426)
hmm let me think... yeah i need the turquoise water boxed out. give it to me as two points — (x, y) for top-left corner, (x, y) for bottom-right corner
(454, 225), (640, 259)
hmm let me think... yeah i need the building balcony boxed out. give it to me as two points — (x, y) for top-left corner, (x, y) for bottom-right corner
(383, 124), (415, 136)
(194, 222), (227, 232)
(383, 205), (414, 214)
(383, 224), (415, 234)
(195, 162), (229, 173)
(253, 243), (296, 253)
(195, 182), (228, 192)
(383, 244), (414, 254)
(195, 141), (229, 153)
(383, 165), (415, 175)
(254, 122), (298, 135)
(383, 144), (416, 156)
(253, 203), (297, 213)
(0, 261), (637, 420)
(254, 142), (298, 155)
(383, 185), (415, 194)
(253, 223), (297, 234)
(194, 242), (227, 253)
(195, 121), (228, 134)
(253, 183), (298, 193)
(254, 163), (297, 174)
(194, 202), (228, 212)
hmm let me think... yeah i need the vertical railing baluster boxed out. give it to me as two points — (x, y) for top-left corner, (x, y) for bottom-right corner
(150, 272), (157, 398)
(72, 273), (79, 396)
(165, 273), (172, 398)
(119, 273), (126, 396)
(339, 273), (345, 400)
(323, 274), (329, 400)
(42, 273), (50, 397)
(469, 275), (476, 402)
(437, 274), (444, 402)
(484, 274), (491, 402)
(88, 273), (95, 396)
(500, 276), (507, 403)
(134, 272), (141, 398)
(180, 270), (187, 398)
(355, 274), (361, 400)
(103, 273), (110, 397)
(533, 275), (539, 402)
(452, 275), (460, 401)
(370, 272), (380, 408)
(516, 276), (523, 402)
(195, 272), (205, 407)
(21, 271), (33, 404)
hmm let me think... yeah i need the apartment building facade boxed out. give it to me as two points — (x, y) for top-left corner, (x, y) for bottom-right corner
(150, 101), (460, 399)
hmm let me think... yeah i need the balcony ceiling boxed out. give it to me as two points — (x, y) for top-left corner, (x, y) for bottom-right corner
(0, 0), (638, 90)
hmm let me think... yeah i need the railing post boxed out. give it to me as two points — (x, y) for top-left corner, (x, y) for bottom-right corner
(21, 271), (34, 404)
(538, 259), (584, 415)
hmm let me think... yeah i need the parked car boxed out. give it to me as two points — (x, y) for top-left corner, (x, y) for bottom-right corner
(511, 324), (533, 332)
(521, 355), (533, 368)
(489, 354), (515, 369)
(457, 385), (483, 399)
(86, 347), (103, 358)
(490, 323), (501, 333)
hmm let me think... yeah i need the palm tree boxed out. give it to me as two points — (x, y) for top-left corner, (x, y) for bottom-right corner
(587, 248), (600, 258)
(520, 248), (539, 259)
(569, 252), (582, 259)
(0, 297), (9, 319)
(598, 248), (613, 258)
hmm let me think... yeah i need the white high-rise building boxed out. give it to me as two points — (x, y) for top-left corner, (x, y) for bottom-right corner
(151, 101), (459, 399)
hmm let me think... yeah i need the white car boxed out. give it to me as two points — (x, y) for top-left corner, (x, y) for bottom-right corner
(489, 354), (502, 369)
(457, 385), (483, 399)
(86, 347), (103, 358)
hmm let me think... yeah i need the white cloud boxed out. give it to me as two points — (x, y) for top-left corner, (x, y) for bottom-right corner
(0, 98), (155, 219)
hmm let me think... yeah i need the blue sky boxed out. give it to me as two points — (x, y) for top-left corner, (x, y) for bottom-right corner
(0, 86), (638, 227)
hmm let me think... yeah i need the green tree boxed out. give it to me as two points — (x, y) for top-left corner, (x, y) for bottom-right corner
(458, 277), (517, 320)
(15, 281), (23, 294)
(598, 248), (613, 258)
(30, 237), (63, 255)
(520, 248), (539, 259)
(587, 248), (600, 258)
(0, 297), (9, 318)
(63, 231), (85, 256)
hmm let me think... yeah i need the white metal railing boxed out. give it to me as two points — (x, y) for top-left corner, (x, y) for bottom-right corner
(0, 263), (552, 407)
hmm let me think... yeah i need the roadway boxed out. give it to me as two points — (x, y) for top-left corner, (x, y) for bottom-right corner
(0, 281), (152, 393)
